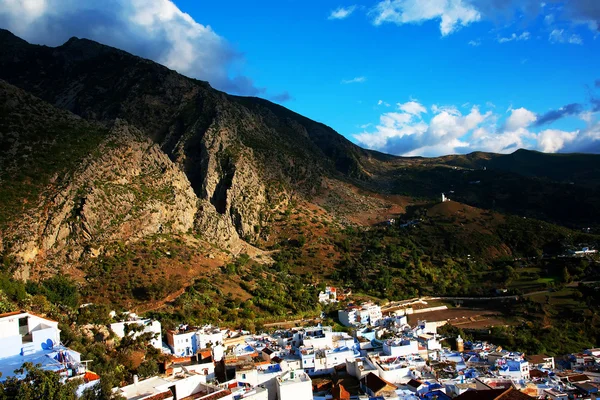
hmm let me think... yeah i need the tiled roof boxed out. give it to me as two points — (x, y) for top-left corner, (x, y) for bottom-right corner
(406, 378), (423, 388)
(361, 372), (397, 394)
(332, 383), (351, 400)
(526, 354), (551, 364)
(455, 388), (533, 400)
(455, 388), (507, 400)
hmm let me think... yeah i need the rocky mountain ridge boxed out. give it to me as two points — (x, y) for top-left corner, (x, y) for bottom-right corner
(2, 29), (600, 285)
(0, 29), (394, 262)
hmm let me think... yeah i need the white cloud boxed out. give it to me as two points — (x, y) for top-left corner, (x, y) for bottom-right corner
(505, 107), (537, 131)
(0, 0), (268, 96)
(569, 34), (583, 45)
(422, 106), (491, 145)
(497, 31), (530, 43)
(354, 102), (494, 155)
(369, 0), (481, 36)
(354, 110), (427, 150)
(353, 99), (600, 156)
(549, 29), (564, 43)
(549, 29), (584, 45)
(537, 129), (578, 152)
(378, 100), (391, 107)
(431, 104), (460, 115)
(341, 76), (366, 84)
(328, 5), (357, 20)
(468, 39), (481, 46)
(397, 100), (427, 115)
(403, 138), (469, 157)
(471, 127), (534, 153)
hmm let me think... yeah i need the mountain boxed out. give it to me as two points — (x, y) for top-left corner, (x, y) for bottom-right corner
(0, 29), (389, 255)
(1, 30), (600, 312)
(443, 149), (600, 186)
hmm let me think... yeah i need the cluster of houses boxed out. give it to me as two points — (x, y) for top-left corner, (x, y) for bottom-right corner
(112, 311), (600, 400)
(3, 307), (600, 400)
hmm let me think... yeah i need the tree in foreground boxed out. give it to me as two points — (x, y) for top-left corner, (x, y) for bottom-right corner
(0, 362), (79, 400)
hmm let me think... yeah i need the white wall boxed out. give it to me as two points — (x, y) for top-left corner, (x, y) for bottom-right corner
(277, 379), (312, 400)
(31, 326), (59, 351)
(110, 320), (162, 349)
(384, 340), (419, 357)
(0, 336), (22, 358)
(197, 331), (223, 349)
(240, 388), (269, 400)
(0, 317), (20, 338)
(0, 313), (61, 359)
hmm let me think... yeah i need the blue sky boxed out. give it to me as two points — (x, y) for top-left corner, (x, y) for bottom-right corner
(1, 0), (599, 156)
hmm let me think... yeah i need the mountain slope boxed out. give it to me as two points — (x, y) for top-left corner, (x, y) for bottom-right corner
(442, 149), (600, 186)
(0, 80), (201, 278)
(1, 29), (600, 284)
(0, 29), (404, 249)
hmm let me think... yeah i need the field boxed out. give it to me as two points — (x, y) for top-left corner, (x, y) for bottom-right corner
(407, 306), (509, 329)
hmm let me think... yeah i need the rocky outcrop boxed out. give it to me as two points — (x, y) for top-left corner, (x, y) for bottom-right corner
(4, 118), (198, 274)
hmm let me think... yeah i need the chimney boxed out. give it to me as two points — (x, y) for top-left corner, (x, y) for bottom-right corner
(133, 375), (139, 385)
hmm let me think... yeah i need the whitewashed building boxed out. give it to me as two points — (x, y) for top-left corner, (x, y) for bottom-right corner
(276, 370), (312, 400)
(110, 315), (162, 349)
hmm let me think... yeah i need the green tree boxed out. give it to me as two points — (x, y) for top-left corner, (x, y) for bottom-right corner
(0, 362), (79, 400)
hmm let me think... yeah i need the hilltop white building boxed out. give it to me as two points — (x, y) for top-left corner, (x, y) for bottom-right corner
(318, 286), (338, 304)
(110, 313), (162, 349)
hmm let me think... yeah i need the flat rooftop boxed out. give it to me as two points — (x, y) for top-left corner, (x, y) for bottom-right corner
(0, 346), (80, 382)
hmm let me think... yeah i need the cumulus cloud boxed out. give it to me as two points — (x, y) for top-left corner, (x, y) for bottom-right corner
(497, 31), (530, 43)
(397, 100), (427, 115)
(504, 107), (537, 131)
(538, 129), (578, 152)
(0, 0), (271, 96)
(367, 0), (600, 36)
(353, 110), (427, 150)
(353, 98), (600, 156)
(329, 5), (357, 20)
(354, 101), (492, 155)
(341, 76), (366, 84)
(369, 0), (481, 36)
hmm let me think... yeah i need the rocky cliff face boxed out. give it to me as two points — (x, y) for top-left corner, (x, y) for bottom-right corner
(0, 29), (380, 259)
(0, 81), (201, 276)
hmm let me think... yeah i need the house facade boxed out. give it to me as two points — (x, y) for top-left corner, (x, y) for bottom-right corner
(0, 311), (61, 359)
